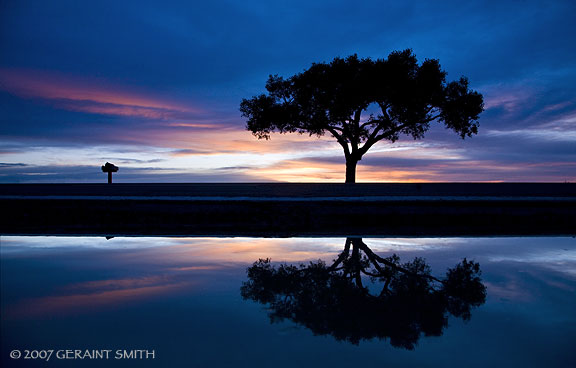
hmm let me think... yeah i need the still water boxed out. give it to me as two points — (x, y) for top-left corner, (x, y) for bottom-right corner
(1, 236), (575, 367)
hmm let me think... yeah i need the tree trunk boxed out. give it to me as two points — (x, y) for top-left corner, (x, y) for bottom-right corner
(345, 158), (358, 183)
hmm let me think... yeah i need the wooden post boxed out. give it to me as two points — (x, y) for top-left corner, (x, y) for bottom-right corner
(101, 162), (119, 184)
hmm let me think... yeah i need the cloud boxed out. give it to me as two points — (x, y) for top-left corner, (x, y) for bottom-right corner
(255, 144), (576, 182)
(0, 164), (268, 183)
(486, 128), (576, 142)
(100, 157), (165, 164)
(0, 162), (27, 167)
(0, 68), (225, 131)
(1, 0), (575, 182)
(7, 275), (196, 318)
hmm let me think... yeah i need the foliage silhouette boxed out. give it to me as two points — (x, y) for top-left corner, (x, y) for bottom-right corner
(240, 50), (484, 182)
(241, 238), (486, 349)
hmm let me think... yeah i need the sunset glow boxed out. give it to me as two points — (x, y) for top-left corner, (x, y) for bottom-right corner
(1, 0), (574, 182)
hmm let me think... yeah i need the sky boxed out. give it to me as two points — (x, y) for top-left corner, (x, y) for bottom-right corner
(0, 0), (575, 183)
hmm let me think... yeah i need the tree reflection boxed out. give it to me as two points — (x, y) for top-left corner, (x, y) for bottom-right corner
(241, 238), (486, 349)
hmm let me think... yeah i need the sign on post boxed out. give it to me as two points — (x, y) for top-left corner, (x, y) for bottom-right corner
(101, 162), (119, 184)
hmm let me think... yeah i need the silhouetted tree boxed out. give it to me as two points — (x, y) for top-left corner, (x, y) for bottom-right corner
(241, 238), (486, 348)
(240, 50), (484, 183)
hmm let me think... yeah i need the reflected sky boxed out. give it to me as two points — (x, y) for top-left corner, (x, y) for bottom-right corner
(1, 236), (575, 367)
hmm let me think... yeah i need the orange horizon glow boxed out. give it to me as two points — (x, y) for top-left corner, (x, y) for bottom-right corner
(0, 69), (573, 183)
(131, 127), (340, 155)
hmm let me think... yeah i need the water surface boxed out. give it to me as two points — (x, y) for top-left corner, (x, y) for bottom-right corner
(1, 236), (575, 367)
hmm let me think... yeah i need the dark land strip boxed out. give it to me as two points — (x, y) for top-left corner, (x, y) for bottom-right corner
(1, 183), (575, 237)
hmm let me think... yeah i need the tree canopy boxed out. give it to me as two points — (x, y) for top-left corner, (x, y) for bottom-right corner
(240, 50), (484, 182)
(241, 238), (486, 348)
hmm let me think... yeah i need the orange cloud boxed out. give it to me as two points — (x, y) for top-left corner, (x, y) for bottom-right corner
(58, 102), (182, 119)
(0, 68), (202, 119)
(142, 127), (339, 155)
(167, 122), (223, 128)
(168, 265), (222, 271)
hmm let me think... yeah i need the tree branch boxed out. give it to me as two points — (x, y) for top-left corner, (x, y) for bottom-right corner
(353, 109), (362, 125)
(360, 119), (379, 129)
(326, 126), (351, 158)
(359, 121), (413, 156)
(360, 269), (382, 277)
(423, 113), (441, 123)
(328, 239), (352, 271)
(377, 102), (389, 112)
(351, 110), (362, 154)
(350, 240), (363, 288)
(358, 123), (384, 156)
(356, 239), (443, 283)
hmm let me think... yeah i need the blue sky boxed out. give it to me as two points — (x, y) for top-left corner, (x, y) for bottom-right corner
(0, 0), (575, 182)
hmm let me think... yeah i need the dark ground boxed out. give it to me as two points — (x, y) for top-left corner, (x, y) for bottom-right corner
(1, 183), (575, 236)
(1, 182), (575, 198)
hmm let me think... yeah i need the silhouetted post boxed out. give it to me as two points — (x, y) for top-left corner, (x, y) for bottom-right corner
(101, 162), (119, 184)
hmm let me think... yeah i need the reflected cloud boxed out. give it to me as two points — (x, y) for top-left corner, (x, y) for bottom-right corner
(3, 237), (575, 322)
(63, 275), (178, 292)
(7, 276), (196, 318)
(3, 236), (574, 268)
(488, 250), (576, 276)
(484, 280), (535, 302)
(1, 237), (348, 319)
(124, 237), (344, 264)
